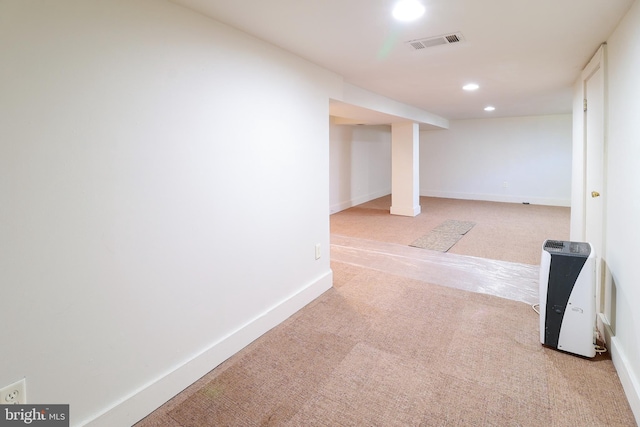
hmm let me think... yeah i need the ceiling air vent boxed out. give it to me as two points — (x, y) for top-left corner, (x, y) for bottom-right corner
(406, 32), (464, 51)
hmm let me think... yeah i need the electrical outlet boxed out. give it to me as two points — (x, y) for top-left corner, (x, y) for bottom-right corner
(0, 379), (26, 404)
(315, 243), (321, 260)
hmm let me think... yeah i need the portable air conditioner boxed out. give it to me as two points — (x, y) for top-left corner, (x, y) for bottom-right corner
(539, 240), (596, 358)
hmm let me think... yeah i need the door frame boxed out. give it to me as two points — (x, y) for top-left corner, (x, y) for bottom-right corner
(570, 44), (611, 334)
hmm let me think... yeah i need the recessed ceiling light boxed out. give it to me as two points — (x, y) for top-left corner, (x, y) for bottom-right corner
(392, 0), (426, 22)
(484, 106), (496, 111)
(463, 83), (479, 91)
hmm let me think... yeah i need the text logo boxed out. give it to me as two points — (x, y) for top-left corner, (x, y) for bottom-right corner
(0, 405), (69, 427)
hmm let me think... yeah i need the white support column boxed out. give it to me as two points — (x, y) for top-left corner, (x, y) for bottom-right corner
(390, 122), (421, 217)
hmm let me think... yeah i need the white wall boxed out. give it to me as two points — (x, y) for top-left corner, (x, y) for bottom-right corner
(420, 115), (573, 206)
(0, 1), (342, 425)
(591, 0), (640, 419)
(329, 121), (391, 213)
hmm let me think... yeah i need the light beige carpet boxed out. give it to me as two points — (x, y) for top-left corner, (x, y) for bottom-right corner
(135, 198), (636, 427)
(331, 196), (571, 265)
(137, 262), (636, 426)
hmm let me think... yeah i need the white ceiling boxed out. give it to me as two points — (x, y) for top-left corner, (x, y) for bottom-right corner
(172, 0), (634, 122)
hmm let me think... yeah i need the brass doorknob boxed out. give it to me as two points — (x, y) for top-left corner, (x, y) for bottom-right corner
(591, 191), (600, 198)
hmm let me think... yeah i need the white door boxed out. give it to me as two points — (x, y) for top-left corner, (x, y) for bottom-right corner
(583, 47), (607, 320)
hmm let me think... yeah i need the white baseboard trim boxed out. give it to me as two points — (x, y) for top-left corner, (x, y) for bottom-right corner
(330, 190), (390, 214)
(390, 204), (421, 217)
(420, 190), (571, 207)
(599, 313), (640, 424)
(610, 336), (640, 424)
(84, 271), (333, 427)
(330, 190), (571, 212)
